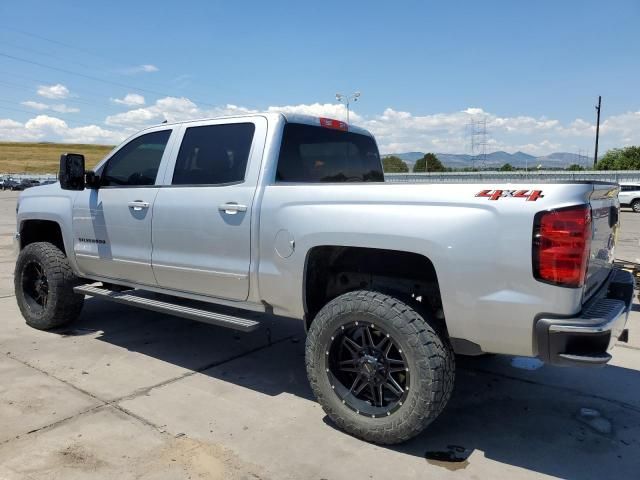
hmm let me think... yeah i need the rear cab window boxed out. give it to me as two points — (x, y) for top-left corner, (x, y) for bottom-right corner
(172, 123), (255, 185)
(276, 123), (383, 183)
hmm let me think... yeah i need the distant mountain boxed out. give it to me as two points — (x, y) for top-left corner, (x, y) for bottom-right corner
(392, 152), (425, 163)
(383, 151), (590, 170)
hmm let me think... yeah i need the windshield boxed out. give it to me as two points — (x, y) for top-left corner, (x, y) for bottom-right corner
(276, 123), (383, 183)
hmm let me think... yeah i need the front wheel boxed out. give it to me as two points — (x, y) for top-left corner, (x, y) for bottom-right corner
(631, 199), (640, 213)
(305, 290), (455, 444)
(14, 242), (84, 330)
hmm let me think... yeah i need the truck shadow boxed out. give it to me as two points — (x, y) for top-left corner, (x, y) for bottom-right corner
(65, 298), (639, 480)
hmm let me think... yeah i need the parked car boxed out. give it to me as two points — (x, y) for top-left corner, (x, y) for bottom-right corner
(6, 178), (22, 190)
(21, 179), (41, 189)
(13, 113), (633, 444)
(618, 183), (640, 212)
(1, 178), (17, 190)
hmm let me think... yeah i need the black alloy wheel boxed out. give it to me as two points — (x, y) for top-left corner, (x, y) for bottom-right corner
(326, 321), (409, 417)
(21, 260), (49, 313)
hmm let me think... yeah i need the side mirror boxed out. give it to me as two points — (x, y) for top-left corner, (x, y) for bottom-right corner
(59, 153), (85, 190)
(85, 170), (100, 189)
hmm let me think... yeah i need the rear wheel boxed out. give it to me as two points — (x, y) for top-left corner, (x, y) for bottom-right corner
(14, 242), (84, 330)
(305, 290), (455, 444)
(632, 199), (640, 213)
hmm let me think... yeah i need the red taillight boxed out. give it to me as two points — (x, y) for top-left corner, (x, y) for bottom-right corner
(533, 205), (591, 288)
(319, 117), (348, 131)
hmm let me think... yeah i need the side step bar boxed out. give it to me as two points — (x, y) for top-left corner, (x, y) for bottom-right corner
(74, 285), (260, 332)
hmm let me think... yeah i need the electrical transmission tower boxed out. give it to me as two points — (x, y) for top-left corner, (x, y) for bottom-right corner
(467, 117), (488, 170)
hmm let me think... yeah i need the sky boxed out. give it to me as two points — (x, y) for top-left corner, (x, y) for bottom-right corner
(0, 0), (638, 157)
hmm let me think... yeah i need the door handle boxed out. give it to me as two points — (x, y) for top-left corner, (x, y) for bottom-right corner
(218, 203), (248, 214)
(128, 200), (150, 211)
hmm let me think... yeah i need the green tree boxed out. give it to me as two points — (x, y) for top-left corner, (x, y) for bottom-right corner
(413, 153), (446, 172)
(499, 163), (514, 171)
(382, 155), (409, 173)
(596, 146), (640, 170)
(566, 164), (585, 171)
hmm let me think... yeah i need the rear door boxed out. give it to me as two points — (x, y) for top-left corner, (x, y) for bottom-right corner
(151, 117), (267, 300)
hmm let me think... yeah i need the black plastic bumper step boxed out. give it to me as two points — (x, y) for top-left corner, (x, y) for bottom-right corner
(557, 352), (612, 365)
(74, 285), (260, 332)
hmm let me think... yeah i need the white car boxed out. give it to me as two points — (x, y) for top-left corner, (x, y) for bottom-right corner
(618, 183), (640, 212)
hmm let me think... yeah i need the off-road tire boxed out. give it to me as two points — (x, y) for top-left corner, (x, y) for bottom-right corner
(632, 199), (640, 213)
(14, 242), (84, 330)
(305, 290), (455, 444)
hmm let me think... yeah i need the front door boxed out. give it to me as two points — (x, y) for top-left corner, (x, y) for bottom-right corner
(151, 119), (264, 301)
(72, 129), (174, 285)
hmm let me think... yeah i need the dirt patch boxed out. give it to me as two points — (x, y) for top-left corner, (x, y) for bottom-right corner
(58, 443), (107, 471)
(145, 435), (267, 480)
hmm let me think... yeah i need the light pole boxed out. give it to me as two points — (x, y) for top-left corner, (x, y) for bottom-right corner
(335, 91), (361, 124)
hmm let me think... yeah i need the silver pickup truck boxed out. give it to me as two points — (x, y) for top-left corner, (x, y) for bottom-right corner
(13, 113), (634, 444)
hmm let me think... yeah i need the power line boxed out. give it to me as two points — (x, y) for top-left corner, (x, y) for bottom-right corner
(0, 100), (101, 126)
(0, 52), (222, 108)
(0, 26), (241, 102)
(0, 78), (114, 108)
(0, 70), (125, 102)
(0, 25), (125, 68)
(0, 52), (177, 99)
(0, 38), (100, 72)
(0, 29), (200, 96)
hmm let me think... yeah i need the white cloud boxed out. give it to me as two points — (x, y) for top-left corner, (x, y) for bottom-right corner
(22, 100), (79, 114)
(111, 93), (146, 107)
(3, 97), (640, 157)
(37, 84), (70, 99)
(122, 64), (159, 75)
(361, 107), (600, 154)
(0, 115), (126, 144)
(21, 101), (48, 111)
(0, 118), (43, 142)
(267, 103), (362, 122)
(105, 96), (201, 127)
(50, 104), (80, 113)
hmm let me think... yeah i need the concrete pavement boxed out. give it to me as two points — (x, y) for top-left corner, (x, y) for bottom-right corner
(1, 190), (639, 479)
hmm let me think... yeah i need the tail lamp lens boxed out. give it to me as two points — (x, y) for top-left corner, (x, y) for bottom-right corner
(533, 205), (591, 288)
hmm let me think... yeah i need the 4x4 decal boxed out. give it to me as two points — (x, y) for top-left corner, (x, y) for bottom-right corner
(476, 189), (544, 201)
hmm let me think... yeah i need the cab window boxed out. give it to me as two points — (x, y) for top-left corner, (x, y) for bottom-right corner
(276, 123), (383, 183)
(171, 123), (255, 185)
(101, 130), (171, 187)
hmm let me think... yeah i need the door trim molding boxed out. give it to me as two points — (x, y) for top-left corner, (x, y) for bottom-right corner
(152, 262), (248, 280)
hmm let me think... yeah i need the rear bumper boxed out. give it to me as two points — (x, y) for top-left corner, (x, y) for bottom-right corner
(535, 269), (634, 366)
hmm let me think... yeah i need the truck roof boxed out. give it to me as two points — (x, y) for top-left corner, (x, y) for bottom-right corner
(148, 112), (374, 137)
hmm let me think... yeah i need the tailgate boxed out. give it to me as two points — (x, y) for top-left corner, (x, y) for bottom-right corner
(584, 183), (620, 300)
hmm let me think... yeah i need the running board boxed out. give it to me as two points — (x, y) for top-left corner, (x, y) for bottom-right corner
(74, 285), (260, 332)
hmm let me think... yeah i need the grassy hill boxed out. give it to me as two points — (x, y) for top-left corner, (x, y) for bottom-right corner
(0, 142), (114, 174)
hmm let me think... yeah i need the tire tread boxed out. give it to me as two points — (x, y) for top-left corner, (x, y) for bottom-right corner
(14, 242), (84, 330)
(305, 290), (455, 444)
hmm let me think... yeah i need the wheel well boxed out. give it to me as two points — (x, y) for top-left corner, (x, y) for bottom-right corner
(304, 246), (443, 329)
(20, 220), (65, 254)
